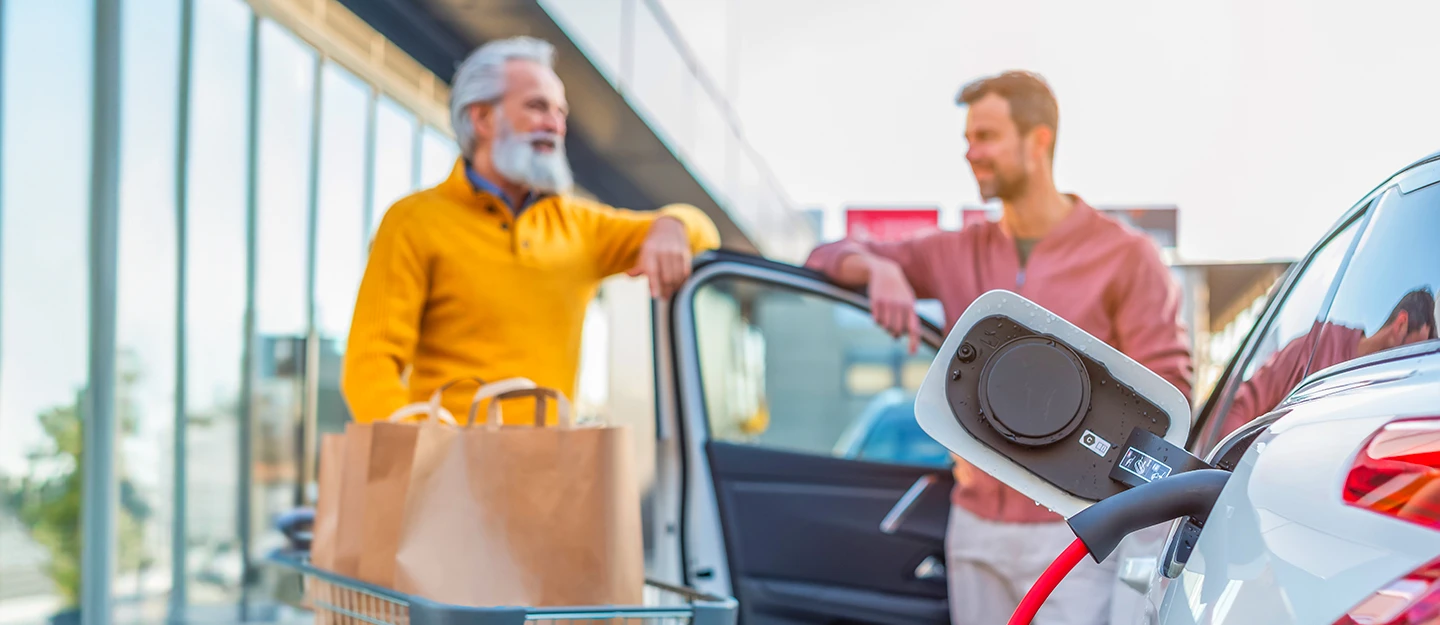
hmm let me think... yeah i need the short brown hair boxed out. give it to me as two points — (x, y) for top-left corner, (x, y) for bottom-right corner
(1385, 287), (1437, 339)
(958, 70), (1059, 157)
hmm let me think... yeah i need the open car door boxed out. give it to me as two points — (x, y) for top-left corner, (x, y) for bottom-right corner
(657, 252), (954, 625)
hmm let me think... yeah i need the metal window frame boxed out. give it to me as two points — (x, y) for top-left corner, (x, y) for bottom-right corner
(0, 0), (8, 435)
(302, 51), (325, 502)
(410, 110), (423, 190)
(361, 84), (378, 244)
(83, 1), (123, 625)
(236, 11), (262, 619)
(169, 1), (196, 622)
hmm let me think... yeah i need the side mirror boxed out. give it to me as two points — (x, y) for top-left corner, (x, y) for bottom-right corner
(914, 290), (1191, 518)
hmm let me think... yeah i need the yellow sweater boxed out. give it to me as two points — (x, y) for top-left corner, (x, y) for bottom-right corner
(342, 158), (721, 425)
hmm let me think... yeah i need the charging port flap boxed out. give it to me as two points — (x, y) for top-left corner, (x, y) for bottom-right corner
(915, 290), (1193, 518)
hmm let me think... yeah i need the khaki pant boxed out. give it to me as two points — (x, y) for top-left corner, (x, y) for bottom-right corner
(945, 504), (1117, 625)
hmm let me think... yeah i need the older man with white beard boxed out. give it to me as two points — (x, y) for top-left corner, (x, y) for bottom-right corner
(341, 36), (720, 426)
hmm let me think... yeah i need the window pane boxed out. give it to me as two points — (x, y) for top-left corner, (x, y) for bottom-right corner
(631, 5), (693, 153)
(314, 64), (369, 441)
(0, 1), (94, 621)
(182, 0), (252, 608)
(535, 0), (623, 84)
(418, 126), (457, 189)
(368, 98), (417, 237)
(1202, 217), (1361, 448)
(655, 0), (730, 96)
(1317, 183), (1439, 372)
(690, 94), (729, 200)
(251, 20), (315, 567)
(694, 278), (948, 468)
(731, 150), (765, 236)
(115, 0), (181, 619)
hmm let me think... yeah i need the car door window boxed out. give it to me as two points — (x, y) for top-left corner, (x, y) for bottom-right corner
(693, 276), (949, 468)
(1313, 182), (1439, 374)
(1195, 214), (1363, 452)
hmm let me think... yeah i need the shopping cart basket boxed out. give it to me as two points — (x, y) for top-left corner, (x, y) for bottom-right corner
(265, 548), (737, 625)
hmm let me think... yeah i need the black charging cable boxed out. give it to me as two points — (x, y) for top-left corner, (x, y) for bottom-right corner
(1067, 468), (1231, 562)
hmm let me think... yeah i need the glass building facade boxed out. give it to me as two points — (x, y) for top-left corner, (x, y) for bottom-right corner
(0, 1), (464, 622)
(0, 0), (804, 623)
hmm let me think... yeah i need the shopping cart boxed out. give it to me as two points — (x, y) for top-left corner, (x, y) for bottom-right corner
(266, 509), (738, 625)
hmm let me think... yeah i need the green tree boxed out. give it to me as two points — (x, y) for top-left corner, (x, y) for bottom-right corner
(1, 355), (152, 610)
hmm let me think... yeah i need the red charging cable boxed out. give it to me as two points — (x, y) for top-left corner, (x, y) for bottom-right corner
(1006, 537), (1091, 625)
(1004, 470), (1231, 624)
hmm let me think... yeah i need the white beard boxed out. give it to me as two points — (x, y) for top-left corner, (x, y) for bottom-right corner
(490, 109), (574, 195)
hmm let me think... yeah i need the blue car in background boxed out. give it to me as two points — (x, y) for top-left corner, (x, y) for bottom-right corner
(833, 389), (952, 468)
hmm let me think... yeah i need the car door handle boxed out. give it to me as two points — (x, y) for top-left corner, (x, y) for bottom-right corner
(881, 475), (937, 535)
(914, 555), (946, 581)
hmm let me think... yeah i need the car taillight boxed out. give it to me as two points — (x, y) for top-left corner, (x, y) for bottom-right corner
(1332, 556), (1440, 625)
(1344, 417), (1440, 530)
(1334, 418), (1440, 624)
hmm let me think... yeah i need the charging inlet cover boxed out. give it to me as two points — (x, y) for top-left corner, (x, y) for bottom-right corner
(914, 290), (1192, 518)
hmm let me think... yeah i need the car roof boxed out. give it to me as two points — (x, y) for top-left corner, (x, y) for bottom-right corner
(1402, 150), (1440, 172)
(1350, 150), (1440, 207)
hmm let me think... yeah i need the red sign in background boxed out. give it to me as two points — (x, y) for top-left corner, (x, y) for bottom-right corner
(845, 208), (940, 242)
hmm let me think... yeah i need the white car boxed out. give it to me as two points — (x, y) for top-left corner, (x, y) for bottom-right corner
(1129, 152), (1440, 624)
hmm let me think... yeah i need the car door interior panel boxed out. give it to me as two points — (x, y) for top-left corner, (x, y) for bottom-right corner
(706, 442), (953, 624)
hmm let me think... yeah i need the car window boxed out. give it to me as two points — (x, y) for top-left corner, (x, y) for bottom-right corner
(1194, 214), (1363, 452)
(842, 398), (954, 467)
(692, 276), (950, 468)
(1314, 182), (1439, 375)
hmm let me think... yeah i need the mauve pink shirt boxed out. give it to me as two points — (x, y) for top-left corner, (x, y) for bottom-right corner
(1217, 322), (1364, 438)
(806, 197), (1193, 524)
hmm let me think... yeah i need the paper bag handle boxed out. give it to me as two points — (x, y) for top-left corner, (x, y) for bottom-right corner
(384, 402), (458, 425)
(462, 377), (538, 426)
(485, 387), (574, 428)
(382, 376), (489, 425)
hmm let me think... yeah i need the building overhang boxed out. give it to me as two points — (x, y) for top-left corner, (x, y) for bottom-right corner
(1171, 258), (1295, 333)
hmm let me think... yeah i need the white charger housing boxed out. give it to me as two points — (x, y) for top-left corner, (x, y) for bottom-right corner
(914, 290), (1191, 518)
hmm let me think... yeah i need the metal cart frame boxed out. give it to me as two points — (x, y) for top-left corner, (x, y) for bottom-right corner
(265, 551), (738, 625)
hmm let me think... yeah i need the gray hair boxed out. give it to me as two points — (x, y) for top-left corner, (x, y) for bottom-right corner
(450, 36), (556, 156)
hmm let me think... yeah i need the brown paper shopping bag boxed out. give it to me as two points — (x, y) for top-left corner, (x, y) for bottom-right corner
(329, 421), (373, 577)
(355, 377), (539, 588)
(308, 434), (347, 624)
(311, 433), (347, 570)
(393, 386), (644, 608)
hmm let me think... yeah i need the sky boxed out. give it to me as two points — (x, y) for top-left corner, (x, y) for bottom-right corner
(690, 0), (1440, 262)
